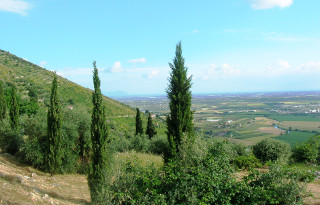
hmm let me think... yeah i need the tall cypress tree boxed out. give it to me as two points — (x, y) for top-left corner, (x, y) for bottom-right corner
(146, 113), (157, 139)
(9, 86), (19, 130)
(166, 41), (194, 159)
(0, 81), (6, 120)
(135, 108), (143, 135)
(88, 61), (108, 203)
(46, 75), (63, 175)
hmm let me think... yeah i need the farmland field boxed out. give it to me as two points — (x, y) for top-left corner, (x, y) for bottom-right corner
(116, 91), (320, 146)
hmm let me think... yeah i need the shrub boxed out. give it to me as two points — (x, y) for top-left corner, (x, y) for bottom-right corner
(252, 138), (291, 164)
(233, 164), (305, 205)
(208, 139), (242, 161)
(292, 136), (320, 164)
(21, 111), (47, 169)
(149, 135), (169, 156)
(130, 134), (150, 153)
(232, 154), (261, 170)
(0, 119), (23, 155)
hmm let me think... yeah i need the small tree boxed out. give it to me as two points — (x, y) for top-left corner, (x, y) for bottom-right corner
(9, 86), (19, 130)
(135, 108), (143, 135)
(146, 113), (157, 139)
(46, 75), (63, 175)
(166, 41), (194, 159)
(88, 61), (109, 203)
(0, 81), (6, 120)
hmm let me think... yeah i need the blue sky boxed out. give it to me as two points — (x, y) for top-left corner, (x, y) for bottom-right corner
(1, 0), (320, 96)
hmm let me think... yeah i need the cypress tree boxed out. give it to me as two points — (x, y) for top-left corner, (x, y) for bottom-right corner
(0, 81), (6, 120)
(9, 86), (19, 130)
(135, 108), (143, 135)
(146, 113), (157, 139)
(46, 75), (63, 175)
(166, 41), (194, 159)
(88, 61), (109, 203)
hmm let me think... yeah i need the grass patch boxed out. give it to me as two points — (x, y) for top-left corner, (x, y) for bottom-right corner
(275, 131), (316, 146)
(117, 151), (163, 168)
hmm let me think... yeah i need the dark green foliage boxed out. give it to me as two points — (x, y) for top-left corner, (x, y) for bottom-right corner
(77, 114), (91, 163)
(22, 110), (47, 169)
(130, 134), (150, 153)
(166, 41), (194, 159)
(46, 75), (63, 175)
(88, 61), (109, 203)
(292, 136), (320, 164)
(233, 164), (304, 205)
(135, 108), (143, 135)
(0, 119), (22, 155)
(60, 110), (81, 173)
(110, 140), (237, 204)
(232, 154), (261, 170)
(149, 135), (170, 156)
(19, 97), (39, 117)
(0, 81), (6, 120)
(208, 140), (245, 161)
(252, 138), (291, 164)
(9, 86), (19, 130)
(109, 138), (304, 205)
(146, 113), (157, 139)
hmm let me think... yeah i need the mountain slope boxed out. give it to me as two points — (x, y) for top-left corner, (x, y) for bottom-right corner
(0, 49), (136, 136)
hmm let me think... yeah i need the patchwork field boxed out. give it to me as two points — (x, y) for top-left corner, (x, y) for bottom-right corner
(118, 91), (320, 146)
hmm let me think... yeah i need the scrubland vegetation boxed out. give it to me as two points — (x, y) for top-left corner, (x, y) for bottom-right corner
(1, 44), (320, 204)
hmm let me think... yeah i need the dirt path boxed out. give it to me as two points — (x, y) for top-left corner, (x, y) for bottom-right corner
(0, 153), (90, 205)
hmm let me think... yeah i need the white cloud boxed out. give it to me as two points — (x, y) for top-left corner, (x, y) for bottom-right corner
(147, 70), (159, 78)
(191, 30), (199, 33)
(278, 59), (291, 69)
(128, 58), (146, 63)
(56, 68), (92, 77)
(39, 61), (47, 67)
(111, 61), (123, 72)
(0, 0), (32, 15)
(266, 33), (319, 42)
(202, 63), (241, 79)
(249, 0), (293, 10)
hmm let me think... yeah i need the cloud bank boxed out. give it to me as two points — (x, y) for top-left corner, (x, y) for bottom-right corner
(249, 0), (293, 10)
(0, 0), (32, 15)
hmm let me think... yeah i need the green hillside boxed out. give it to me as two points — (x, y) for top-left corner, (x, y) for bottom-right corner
(0, 49), (140, 137)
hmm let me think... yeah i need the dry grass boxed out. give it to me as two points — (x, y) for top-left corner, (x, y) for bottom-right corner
(117, 151), (164, 168)
(257, 127), (285, 135)
(280, 121), (320, 132)
(0, 153), (90, 205)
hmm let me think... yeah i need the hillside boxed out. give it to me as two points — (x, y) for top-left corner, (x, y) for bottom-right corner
(0, 49), (141, 137)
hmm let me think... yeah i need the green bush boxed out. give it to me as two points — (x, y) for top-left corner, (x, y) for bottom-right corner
(252, 138), (291, 164)
(21, 111), (47, 169)
(208, 139), (244, 161)
(149, 135), (169, 156)
(130, 134), (150, 153)
(292, 136), (320, 164)
(0, 119), (23, 155)
(109, 134), (131, 153)
(232, 154), (261, 170)
(233, 164), (305, 205)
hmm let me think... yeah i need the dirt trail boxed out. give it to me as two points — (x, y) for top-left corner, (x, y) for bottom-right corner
(0, 153), (90, 205)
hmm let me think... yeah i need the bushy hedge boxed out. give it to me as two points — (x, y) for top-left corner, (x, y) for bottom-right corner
(109, 139), (304, 205)
(292, 136), (320, 164)
(252, 138), (291, 163)
(232, 154), (261, 170)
